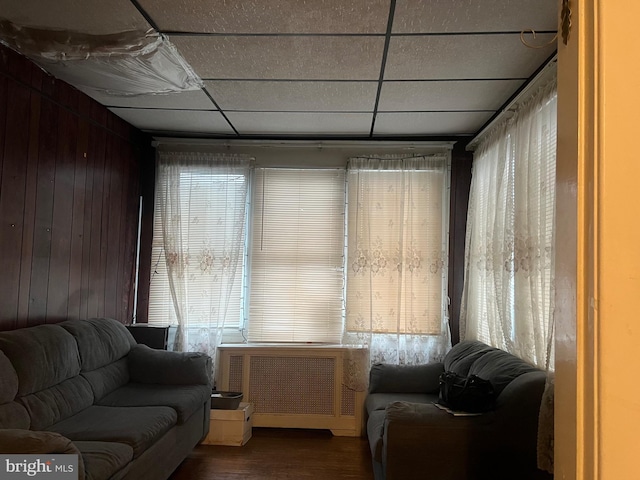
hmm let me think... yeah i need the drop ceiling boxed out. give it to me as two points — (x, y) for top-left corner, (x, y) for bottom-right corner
(0, 0), (557, 139)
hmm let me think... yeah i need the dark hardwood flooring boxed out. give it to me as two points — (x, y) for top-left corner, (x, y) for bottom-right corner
(170, 428), (374, 480)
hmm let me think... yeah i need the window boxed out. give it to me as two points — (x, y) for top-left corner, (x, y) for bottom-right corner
(346, 158), (448, 335)
(342, 155), (452, 365)
(461, 82), (557, 368)
(148, 153), (250, 354)
(148, 152), (451, 356)
(247, 168), (345, 343)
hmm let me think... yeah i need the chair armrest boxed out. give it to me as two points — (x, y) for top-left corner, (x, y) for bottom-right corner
(127, 344), (212, 386)
(368, 362), (444, 394)
(382, 401), (495, 480)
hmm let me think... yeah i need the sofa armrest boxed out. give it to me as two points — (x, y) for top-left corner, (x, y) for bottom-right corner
(0, 429), (79, 455)
(0, 430), (85, 479)
(382, 401), (495, 480)
(368, 362), (444, 394)
(128, 344), (212, 386)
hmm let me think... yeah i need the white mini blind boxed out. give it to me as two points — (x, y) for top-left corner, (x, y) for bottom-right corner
(247, 168), (346, 343)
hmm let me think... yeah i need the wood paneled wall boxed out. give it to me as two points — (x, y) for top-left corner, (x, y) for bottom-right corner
(0, 45), (148, 331)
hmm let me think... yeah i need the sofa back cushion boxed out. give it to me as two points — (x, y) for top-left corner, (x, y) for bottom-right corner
(443, 340), (495, 376)
(82, 358), (130, 400)
(444, 340), (542, 397)
(0, 350), (18, 404)
(59, 318), (136, 401)
(0, 325), (81, 396)
(0, 402), (30, 429)
(0, 324), (92, 429)
(0, 350), (30, 429)
(468, 349), (540, 396)
(368, 363), (444, 394)
(20, 376), (94, 430)
(59, 318), (136, 371)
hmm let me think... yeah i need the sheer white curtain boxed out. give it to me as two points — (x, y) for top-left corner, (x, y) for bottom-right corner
(343, 154), (451, 381)
(460, 80), (557, 369)
(150, 152), (251, 365)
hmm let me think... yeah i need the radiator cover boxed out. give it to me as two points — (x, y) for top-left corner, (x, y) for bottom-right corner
(217, 345), (365, 436)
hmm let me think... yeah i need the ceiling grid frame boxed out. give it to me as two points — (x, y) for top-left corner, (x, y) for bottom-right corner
(0, 0), (558, 139)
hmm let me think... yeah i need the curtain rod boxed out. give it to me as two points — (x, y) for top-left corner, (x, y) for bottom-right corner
(152, 138), (456, 150)
(466, 54), (557, 151)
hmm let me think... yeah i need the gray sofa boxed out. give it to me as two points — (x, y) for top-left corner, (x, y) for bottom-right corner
(366, 340), (552, 480)
(0, 318), (212, 480)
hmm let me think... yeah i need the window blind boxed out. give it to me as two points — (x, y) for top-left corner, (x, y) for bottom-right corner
(247, 168), (346, 343)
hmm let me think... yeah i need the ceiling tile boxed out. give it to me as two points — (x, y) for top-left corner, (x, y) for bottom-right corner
(138, 0), (391, 34)
(393, 0), (557, 33)
(384, 34), (556, 80)
(171, 36), (385, 80)
(205, 81), (378, 112)
(374, 112), (493, 135)
(109, 108), (234, 134)
(226, 112), (373, 135)
(0, 0), (151, 34)
(82, 89), (216, 110)
(378, 79), (524, 111)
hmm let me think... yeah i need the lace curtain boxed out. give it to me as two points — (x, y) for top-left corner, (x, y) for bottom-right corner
(460, 81), (557, 473)
(343, 155), (452, 388)
(152, 152), (251, 367)
(460, 80), (557, 368)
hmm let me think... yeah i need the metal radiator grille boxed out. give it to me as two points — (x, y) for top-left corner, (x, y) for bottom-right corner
(229, 355), (243, 392)
(249, 356), (335, 415)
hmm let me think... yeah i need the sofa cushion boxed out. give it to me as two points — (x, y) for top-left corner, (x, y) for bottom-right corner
(468, 349), (540, 396)
(0, 350), (18, 403)
(75, 441), (133, 480)
(50, 405), (177, 458)
(368, 363), (444, 394)
(97, 383), (211, 424)
(59, 318), (136, 372)
(19, 376), (94, 430)
(367, 410), (386, 461)
(0, 324), (80, 395)
(366, 393), (437, 415)
(0, 402), (30, 429)
(443, 340), (495, 377)
(82, 358), (130, 402)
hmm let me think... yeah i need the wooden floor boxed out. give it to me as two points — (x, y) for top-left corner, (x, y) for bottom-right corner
(169, 428), (374, 480)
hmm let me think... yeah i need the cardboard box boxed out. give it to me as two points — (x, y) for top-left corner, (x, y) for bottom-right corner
(202, 402), (253, 446)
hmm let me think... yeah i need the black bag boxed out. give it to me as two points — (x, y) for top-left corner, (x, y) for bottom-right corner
(438, 371), (496, 413)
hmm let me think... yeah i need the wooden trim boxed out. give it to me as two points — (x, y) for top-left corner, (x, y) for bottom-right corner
(448, 142), (472, 344)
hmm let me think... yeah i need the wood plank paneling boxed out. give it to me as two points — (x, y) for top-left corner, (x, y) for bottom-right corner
(0, 44), (148, 331)
(67, 96), (90, 321)
(46, 84), (77, 322)
(0, 72), (31, 329)
(87, 107), (107, 320)
(16, 74), (42, 328)
(28, 78), (58, 325)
